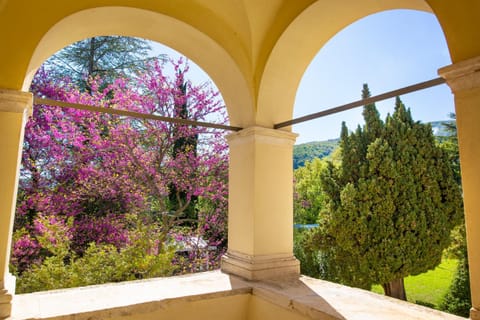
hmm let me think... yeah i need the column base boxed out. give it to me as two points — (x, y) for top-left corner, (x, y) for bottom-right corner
(471, 307), (480, 320)
(0, 289), (12, 319)
(0, 273), (16, 319)
(221, 250), (300, 281)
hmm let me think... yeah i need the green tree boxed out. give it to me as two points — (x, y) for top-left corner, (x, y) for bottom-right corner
(293, 158), (330, 278)
(293, 228), (321, 278)
(43, 36), (162, 90)
(294, 158), (327, 225)
(441, 258), (471, 317)
(314, 84), (463, 300)
(440, 113), (461, 184)
(439, 113), (471, 317)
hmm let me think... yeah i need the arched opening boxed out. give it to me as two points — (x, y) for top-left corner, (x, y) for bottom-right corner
(1, 2), (479, 319)
(292, 9), (452, 144)
(256, 0), (432, 128)
(291, 8), (466, 315)
(12, 35), (231, 293)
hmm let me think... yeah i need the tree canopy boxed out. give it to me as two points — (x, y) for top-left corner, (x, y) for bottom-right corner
(43, 36), (162, 90)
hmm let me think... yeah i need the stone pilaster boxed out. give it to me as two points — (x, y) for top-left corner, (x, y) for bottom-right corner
(439, 56), (480, 320)
(0, 88), (32, 318)
(221, 127), (300, 280)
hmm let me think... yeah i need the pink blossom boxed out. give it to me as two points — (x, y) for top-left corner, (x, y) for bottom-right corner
(14, 58), (229, 273)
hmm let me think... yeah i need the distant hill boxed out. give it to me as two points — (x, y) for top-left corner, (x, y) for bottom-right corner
(293, 139), (339, 169)
(293, 120), (455, 169)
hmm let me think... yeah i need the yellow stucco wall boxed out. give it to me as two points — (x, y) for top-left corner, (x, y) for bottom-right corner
(107, 294), (250, 320)
(248, 296), (309, 320)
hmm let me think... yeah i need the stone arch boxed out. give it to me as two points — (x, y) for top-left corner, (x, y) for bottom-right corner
(22, 6), (254, 127)
(256, 0), (433, 129)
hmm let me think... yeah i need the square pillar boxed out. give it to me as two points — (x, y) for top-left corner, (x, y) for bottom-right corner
(439, 56), (480, 320)
(0, 88), (32, 318)
(221, 127), (300, 280)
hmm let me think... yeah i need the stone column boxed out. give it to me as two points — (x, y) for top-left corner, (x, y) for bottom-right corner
(0, 88), (32, 318)
(439, 56), (480, 320)
(221, 126), (300, 280)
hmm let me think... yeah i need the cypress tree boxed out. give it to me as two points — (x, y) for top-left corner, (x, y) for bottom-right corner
(315, 85), (463, 300)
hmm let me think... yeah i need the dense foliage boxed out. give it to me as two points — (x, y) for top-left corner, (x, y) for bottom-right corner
(311, 85), (463, 300)
(441, 259), (471, 317)
(13, 214), (176, 293)
(12, 57), (229, 292)
(293, 158), (327, 225)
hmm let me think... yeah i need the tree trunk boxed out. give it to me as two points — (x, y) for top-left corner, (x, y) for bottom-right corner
(382, 278), (407, 301)
(88, 37), (96, 77)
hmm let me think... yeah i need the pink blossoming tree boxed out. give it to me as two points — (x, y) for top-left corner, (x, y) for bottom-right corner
(12, 58), (229, 282)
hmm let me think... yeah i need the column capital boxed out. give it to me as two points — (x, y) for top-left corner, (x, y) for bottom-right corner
(0, 88), (33, 116)
(438, 56), (480, 93)
(227, 126), (298, 147)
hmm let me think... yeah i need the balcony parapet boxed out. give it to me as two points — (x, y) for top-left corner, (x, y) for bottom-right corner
(10, 271), (465, 320)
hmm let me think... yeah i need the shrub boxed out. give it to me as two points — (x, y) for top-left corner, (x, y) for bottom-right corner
(16, 243), (176, 293)
(14, 214), (176, 293)
(294, 228), (321, 278)
(440, 260), (471, 317)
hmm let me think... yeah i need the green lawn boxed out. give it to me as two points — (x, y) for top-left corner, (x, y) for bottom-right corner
(371, 259), (458, 309)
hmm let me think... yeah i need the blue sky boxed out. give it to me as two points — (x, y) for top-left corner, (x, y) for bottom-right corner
(153, 9), (453, 144)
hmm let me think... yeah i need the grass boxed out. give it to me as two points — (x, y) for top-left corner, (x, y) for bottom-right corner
(371, 259), (458, 309)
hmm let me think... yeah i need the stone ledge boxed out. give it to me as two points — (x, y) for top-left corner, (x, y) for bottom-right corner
(253, 275), (466, 320)
(10, 271), (467, 320)
(11, 271), (251, 320)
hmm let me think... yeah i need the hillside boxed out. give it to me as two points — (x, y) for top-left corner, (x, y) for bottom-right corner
(293, 139), (339, 169)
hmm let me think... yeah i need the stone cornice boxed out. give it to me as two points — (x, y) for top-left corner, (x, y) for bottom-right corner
(0, 88), (33, 116)
(438, 56), (480, 93)
(227, 126), (298, 147)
